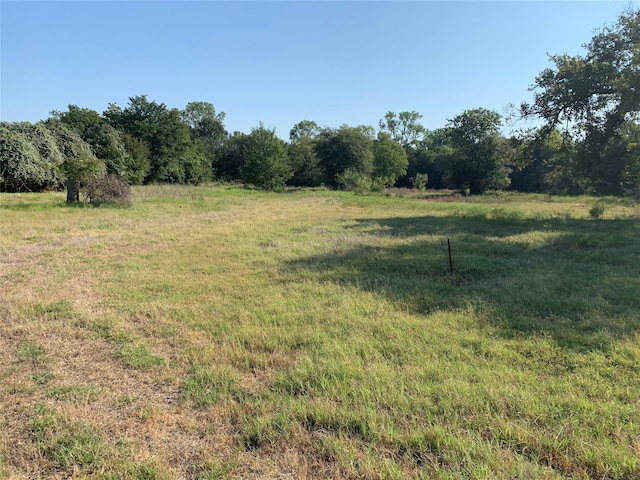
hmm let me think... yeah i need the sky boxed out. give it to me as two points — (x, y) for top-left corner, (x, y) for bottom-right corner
(0, 1), (635, 139)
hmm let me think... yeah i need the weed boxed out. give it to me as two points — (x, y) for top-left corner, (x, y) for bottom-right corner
(48, 384), (102, 404)
(182, 365), (239, 408)
(17, 340), (45, 362)
(119, 344), (165, 370)
(32, 371), (55, 385)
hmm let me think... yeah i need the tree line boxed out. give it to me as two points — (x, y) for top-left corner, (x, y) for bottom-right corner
(1, 8), (638, 200)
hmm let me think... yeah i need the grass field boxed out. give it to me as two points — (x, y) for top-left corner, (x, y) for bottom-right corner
(1, 186), (639, 479)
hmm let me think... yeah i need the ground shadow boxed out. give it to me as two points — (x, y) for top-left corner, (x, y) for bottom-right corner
(283, 213), (640, 351)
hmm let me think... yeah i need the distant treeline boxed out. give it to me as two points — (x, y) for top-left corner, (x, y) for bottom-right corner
(2, 9), (638, 199)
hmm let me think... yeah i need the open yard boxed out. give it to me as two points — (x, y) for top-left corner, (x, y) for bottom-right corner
(1, 186), (639, 479)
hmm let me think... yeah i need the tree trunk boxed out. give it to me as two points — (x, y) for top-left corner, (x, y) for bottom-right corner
(66, 178), (80, 203)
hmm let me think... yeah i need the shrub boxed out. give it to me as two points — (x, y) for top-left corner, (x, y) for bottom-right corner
(336, 168), (372, 192)
(589, 201), (605, 219)
(410, 172), (429, 191)
(86, 175), (132, 206)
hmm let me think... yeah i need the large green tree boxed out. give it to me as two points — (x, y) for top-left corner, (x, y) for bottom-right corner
(216, 132), (250, 181)
(314, 125), (375, 189)
(379, 111), (426, 149)
(0, 123), (59, 192)
(521, 8), (640, 194)
(44, 119), (104, 202)
(180, 101), (227, 176)
(289, 120), (321, 143)
(0, 122), (66, 192)
(242, 124), (292, 190)
(55, 105), (149, 184)
(396, 128), (452, 189)
(104, 95), (210, 184)
(446, 108), (508, 194)
(372, 132), (408, 187)
(59, 151), (104, 203)
(288, 120), (323, 187)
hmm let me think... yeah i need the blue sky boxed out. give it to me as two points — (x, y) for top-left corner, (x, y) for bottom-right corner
(1, 1), (633, 139)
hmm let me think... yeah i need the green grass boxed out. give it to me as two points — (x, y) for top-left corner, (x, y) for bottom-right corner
(1, 185), (639, 479)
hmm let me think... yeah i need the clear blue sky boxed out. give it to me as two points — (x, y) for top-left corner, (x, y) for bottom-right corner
(1, 1), (634, 139)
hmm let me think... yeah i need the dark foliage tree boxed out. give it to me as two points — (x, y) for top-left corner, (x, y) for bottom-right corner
(216, 132), (250, 181)
(104, 95), (210, 184)
(446, 108), (507, 194)
(397, 128), (452, 189)
(287, 120), (323, 187)
(510, 129), (584, 194)
(521, 8), (640, 194)
(118, 132), (151, 185)
(372, 132), (408, 187)
(54, 105), (148, 184)
(242, 124), (292, 190)
(289, 120), (321, 143)
(314, 125), (374, 188)
(180, 101), (227, 176)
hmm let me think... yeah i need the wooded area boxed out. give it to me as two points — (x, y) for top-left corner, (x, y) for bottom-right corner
(1, 9), (638, 200)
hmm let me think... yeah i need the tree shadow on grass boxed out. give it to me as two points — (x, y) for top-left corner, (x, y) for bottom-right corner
(284, 213), (640, 351)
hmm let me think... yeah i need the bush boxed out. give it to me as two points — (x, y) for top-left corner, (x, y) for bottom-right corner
(410, 173), (429, 191)
(336, 168), (373, 192)
(589, 200), (605, 219)
(86, 175), (132, 206)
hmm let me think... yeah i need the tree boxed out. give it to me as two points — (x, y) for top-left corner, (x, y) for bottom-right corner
(521, 8), (640, 194)
(288, 120), (323, 187)
(180, 101), (227, 176)
(510, 128), (584, 194)
(59, 151), (104, 203)
(618, 122), (640, 195)
(242, 124), (292, 190)
(446, 108), (507, 194)
(44, 119), (104, 202)
(396, 129), (451, 189)
(0, 123), (54, 192)
(180, 101), (226, 131)
(104, 95), (210, 183)
(54, 104), (148, 184)
(314, 125), (374, 188)
(289, 120), (321, 142)
(119, 132), (151, 185)
(0, 122), (65, 192)
(379, 111), (426, 149)
(372, 132), (408, 187)
(216, 132), (250, 181)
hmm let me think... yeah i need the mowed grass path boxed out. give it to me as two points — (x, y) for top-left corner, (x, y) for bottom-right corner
(1, 186), (639, 479)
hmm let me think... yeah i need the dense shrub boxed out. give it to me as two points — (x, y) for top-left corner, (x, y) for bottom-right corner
(336, 168), (372, 192)
(86, 174), (132, 206)
(410, 172), (429, 191)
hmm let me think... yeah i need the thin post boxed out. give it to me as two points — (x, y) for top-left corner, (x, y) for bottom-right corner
(448, 238), (453, 276)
